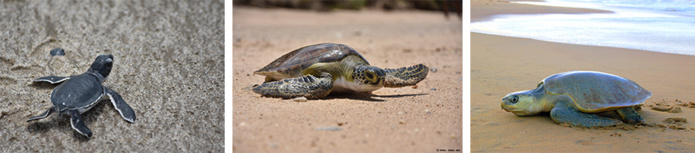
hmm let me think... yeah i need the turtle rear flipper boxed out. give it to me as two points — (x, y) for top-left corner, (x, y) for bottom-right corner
(106, 88), (136, 123)
(253, 73), (333, 99)
(33, 76), (70, 84)
(550, 102), (623, 127)
(383, 64), (428, 87)
(616, 107), (644, 124)
(26, 107), (56, 122)
(67, 110), (92, 137)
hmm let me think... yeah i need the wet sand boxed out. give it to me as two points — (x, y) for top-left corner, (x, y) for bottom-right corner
(232, 7), (462, 152)
(0, 1), (223, 152)
(472, 1), (695, 152)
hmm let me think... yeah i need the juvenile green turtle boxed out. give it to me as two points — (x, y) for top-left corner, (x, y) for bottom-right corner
(27, 54), (136, 137)
(501, 71), (651, 127)
(253, 43), (429, 99)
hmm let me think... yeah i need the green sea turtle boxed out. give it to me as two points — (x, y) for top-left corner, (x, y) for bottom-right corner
(501, 71), (651, 127)
(252, 43), (429, 99)
(27, 54), (136, 137)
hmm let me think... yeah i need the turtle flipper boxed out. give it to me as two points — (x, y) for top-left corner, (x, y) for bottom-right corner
(33, 76), (70, 84)
(67, 110), (92, 137)
(253, 72), (333, 99)
(383, 64), (428, 87)
(616, 107), (644, 124)
(550, 102), (623, 127)
(105, 87), (136, 123)
(26, 107), (56, 122)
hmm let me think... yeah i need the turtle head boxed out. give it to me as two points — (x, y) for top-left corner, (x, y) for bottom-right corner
(88, 54), (114, 79)
(501, 82), (549, 116)
(351, 65), (386, 92)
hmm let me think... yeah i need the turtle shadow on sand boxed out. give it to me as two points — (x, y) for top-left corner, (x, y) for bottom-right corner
(26, 101), (108, 142)
(322, 93), (429, 102)
(28, 81), (59, 90)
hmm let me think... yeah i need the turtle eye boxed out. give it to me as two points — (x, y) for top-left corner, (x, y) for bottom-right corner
(366, 71), (374, 79)
(510, 95), (519, 103)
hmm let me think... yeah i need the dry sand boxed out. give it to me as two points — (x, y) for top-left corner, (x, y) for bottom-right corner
(232, 7), (462, 152)
(472, 1), (695, 152)
(1, 1), (223, 152)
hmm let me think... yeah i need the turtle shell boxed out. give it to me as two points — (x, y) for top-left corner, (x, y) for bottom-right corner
(254, 43), (368, 78)
(542, 71), (651, 112)
(51, 73), (104, 112)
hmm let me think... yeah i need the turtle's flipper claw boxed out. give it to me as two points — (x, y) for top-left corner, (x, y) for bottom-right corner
(33, 76), (70, 84)
(383, 64), (429, 87)
(67, 110), (92, 137)
(27, 107), (56, 122)
(550, 103), (623, 127)
(106, 88), (136, 123)
(253, 73), (333, 99)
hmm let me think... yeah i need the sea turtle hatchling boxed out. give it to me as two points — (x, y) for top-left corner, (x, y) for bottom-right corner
(27, 54), (136, 137)
(252, 43), (429, 99)
(501, 71), (651, 127)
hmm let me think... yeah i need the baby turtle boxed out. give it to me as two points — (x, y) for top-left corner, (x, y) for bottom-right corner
(253, 43), (429, 99)
(501, 71), (651, 127)
(27, 54), (136, 137)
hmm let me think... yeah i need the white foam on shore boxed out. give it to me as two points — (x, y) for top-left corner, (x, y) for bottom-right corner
(471, 0), (695, 56)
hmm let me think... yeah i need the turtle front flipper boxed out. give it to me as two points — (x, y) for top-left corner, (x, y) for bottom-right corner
(26, 107), (56, 122)
(67, 110), (92, 137)
(105, 87), (136, 123)
(550, 102), (623, 127)
(33, 76), (70, 84)
(616, 107), (644, 124)
(253, 73), (333, 99)
(383, 64), (428, 87)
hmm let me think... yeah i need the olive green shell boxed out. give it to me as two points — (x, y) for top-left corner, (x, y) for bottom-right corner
(254, 43), (368, 78)
(542, 71), (651, 112)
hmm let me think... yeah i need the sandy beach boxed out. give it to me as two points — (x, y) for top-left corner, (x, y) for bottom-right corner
(232, 7), (462, 152)
(1, 1), (223, 152)
(472, 1), (695, 152)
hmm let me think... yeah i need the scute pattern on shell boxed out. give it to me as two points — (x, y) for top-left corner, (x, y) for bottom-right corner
(543, 71), (651, 111)
(255, 43), (368, 75)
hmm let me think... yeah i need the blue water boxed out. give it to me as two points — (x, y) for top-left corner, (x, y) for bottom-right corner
(471, 0), (695, 55)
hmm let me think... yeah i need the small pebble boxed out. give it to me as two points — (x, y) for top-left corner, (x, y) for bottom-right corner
(50, 48), (65, 56)
(293, 97), (308, 102)
(430, 88), (437, 91)
(0, 110), (7, 119)
(430, 68), (437, 73)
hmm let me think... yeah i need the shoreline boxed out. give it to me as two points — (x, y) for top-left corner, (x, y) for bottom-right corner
(471, 0), (612, 22)
(472, 0), (695, 56)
